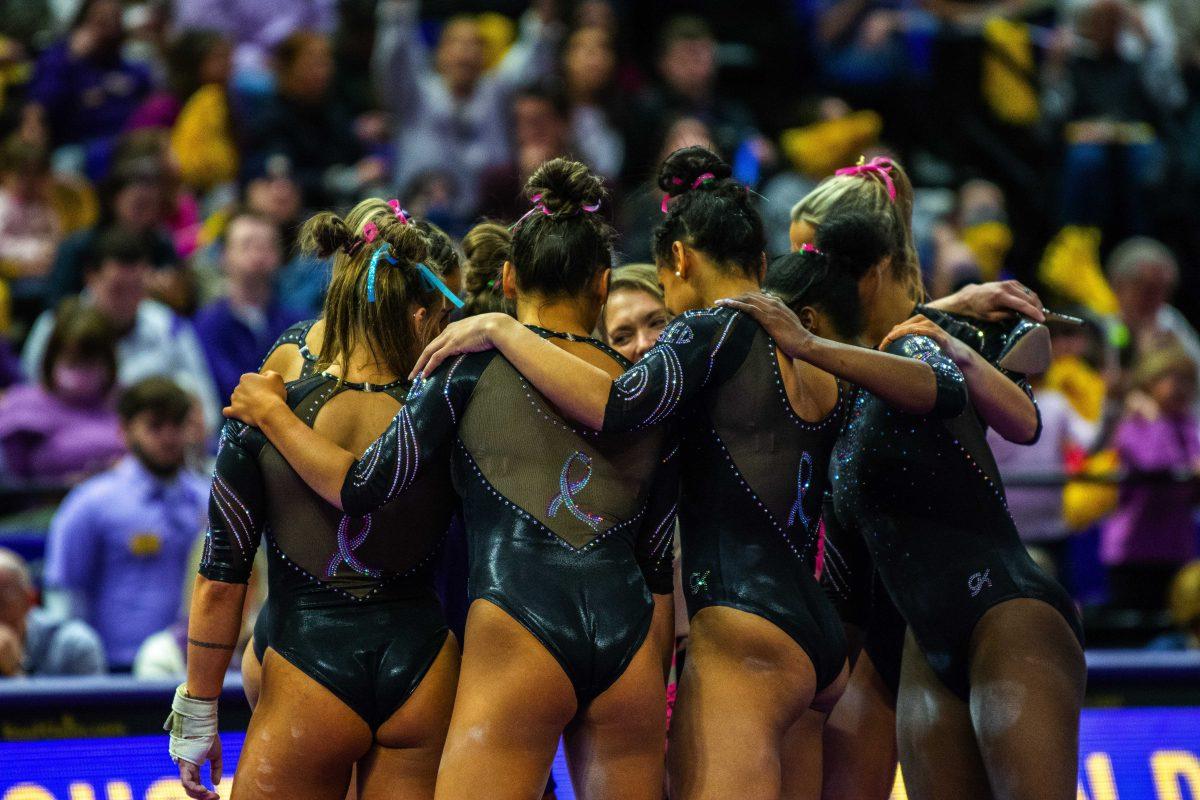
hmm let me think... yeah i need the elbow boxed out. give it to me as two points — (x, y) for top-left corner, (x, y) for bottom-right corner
(191, 575), (247, 611)
(1005, 407), (1043, 446)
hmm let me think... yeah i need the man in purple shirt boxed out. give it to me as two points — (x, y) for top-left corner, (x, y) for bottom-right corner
(193, 211), (304, 403)
(43, 377), (208, 670)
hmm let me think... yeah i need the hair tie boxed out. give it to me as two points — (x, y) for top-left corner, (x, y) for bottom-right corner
(661, 172), (718, 213)
(800, 242), (822, 255)
(834, 156), (897, 202)
(387, 199), (411, 224)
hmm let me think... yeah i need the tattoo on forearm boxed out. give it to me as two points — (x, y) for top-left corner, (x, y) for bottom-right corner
(187, 637), (237, 651)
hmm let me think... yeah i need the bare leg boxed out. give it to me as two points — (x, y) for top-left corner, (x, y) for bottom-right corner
(667, 606), (826, 800)
(564, 622), (667, 800)
(895, 632), (992, 800)
(820, 651), (898, 800)
(357, 634), (461, 800)
(241, 638), (262, 709)
(231, 648), (371, 800)
(968, 599), (1085, 800)
(434, 600), (577, 800)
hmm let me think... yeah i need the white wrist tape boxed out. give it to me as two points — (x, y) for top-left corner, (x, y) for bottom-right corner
(164, 684), (218, 766)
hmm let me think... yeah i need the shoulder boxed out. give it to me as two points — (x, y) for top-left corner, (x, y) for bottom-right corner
(137, 299), (187, 335)
(57, 466), (122, 514)
(884, 333), (944, 360)
(659, 306), (742, 344)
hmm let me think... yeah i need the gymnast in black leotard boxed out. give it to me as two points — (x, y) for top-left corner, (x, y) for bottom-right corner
(227, 159), (678, 800)
(410, 148), (959, 800)
(170, 199), (463, 800)
(240, 219), (464, 709)
(751, 208), (1087, 800)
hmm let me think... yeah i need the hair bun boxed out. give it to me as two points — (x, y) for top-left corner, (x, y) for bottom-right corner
(657, 146), (732, 197)
(299, 211), (355, 258)
(376, 215), (430, 267)
(815, 211), (897, 275)
(525, 158), (605, 216)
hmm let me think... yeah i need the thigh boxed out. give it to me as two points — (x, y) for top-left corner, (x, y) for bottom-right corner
(231, 648), (372, 800)
(241, 638), (262, 710)
(359, 634), (461, 800)
(434, 599), (577, 800)
(667, 606), (820, 800)
(895, 631), (992, 800)
(968, 598), (1085, 800)
(779, 709), (824, 800)
(564, 622), (667, 800)
(820, 650), (898, 800)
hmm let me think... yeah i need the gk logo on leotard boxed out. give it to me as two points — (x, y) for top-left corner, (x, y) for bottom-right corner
(968, 569), (992, 597)
(688, 569), (711, 598)
(786, 452), (814, 530)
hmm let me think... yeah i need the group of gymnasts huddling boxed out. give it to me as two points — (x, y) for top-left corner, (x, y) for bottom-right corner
(163, 145), (1087, 800)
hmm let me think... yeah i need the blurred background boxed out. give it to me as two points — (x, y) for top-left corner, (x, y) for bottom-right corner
(0, 0), (1199, 796)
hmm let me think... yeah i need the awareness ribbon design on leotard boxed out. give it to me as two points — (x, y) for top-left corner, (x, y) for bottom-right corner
(786, 452), (814, 530)
(326, 514), (382, 578)
(547, 451), (604, 532)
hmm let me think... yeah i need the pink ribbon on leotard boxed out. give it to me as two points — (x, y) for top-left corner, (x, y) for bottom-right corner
(834, 157), (897, 202)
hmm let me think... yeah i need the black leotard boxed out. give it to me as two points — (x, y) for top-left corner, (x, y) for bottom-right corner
(262, 319), (321, 378)
(601, 307), (847, 689)
(829, 312), (1084, 700)
(336, 328), (676, 706)
(200, 373), (456, 729)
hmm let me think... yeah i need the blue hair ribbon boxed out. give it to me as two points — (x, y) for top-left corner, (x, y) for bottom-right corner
(417, 262), (465, 309)
(366, 243), (397, 303)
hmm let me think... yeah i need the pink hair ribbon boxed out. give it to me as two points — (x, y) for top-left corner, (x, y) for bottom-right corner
(800, 242), (822, 254)
(387, 199), (411, 224)
(834, 157), (897, 202)
(362, 222), (379, 243)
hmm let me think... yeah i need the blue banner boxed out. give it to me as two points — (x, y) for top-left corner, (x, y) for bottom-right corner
(2, 709), (1200, 800)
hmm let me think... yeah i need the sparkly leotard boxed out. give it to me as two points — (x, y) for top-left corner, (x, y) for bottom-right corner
(263, 318), (321, 378)
(828, 310), (1084, 700)
(602, 307), (848, 689)
(200, 373), (456, 729)
(336, 328), (677, 706)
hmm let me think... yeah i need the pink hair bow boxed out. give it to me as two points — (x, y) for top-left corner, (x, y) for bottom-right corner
(387, 199), (411, 224)
(362, 222), (379, 243)
(800, 242), (822, 254)
(834, 157), (897, 202)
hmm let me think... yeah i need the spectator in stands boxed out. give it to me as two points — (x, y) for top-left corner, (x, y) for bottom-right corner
(23, 229), (221, 431)
(478, 81), (573, 221)
(126, 30), (228, 132)
(562, 25), (624, 179)
(1102, 345), (1200, 611)
(194, 211), (302, 402)
(373, 0), (563, 219)
(1044, 0), (1169, 235)
(0, 301), (125, 483)
(42, 377), (207, 671)
(22, 0), (153, 179)
(0, 137), (62, 287)
(43, 161), (180, 308)
(0, 548), (106, 677)
(244, 31), (383, 208)
(625, 17), (758, 183)
(173, 0), (336, 88)
(1107, 236), (1200, 372)
(596, 263), (671, 362)
(1149, 561), (1200, 650)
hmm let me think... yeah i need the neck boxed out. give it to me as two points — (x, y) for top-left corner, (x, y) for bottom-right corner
(330, 343), (401, 386)
(864, 288), (916, 347)
(515, 294), (595, 337)
(698, 271), (760, 307)
(227, 278), (271, 311)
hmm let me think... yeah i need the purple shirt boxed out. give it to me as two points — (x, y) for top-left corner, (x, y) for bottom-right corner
(44, 457), (208, 668)
(173, 0), (337, 75)
(29, 41), (153, 147)
(0, 384), (126, 483)
(1101, 414), (1200, 566)
(193, 298), (304, 403)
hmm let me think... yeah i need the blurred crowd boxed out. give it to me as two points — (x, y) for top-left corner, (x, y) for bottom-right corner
(2, 0), (1200, 678)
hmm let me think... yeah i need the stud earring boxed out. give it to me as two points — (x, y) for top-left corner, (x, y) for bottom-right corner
(675, 270), (682, 278)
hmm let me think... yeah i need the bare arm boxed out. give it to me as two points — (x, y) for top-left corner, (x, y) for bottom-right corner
(881, 316), (1039, 442)
(223, 372), (355, 509)
(717, 293), (940, 414)
(184, 577), (245, 699)
(413, 314), (613, 430)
